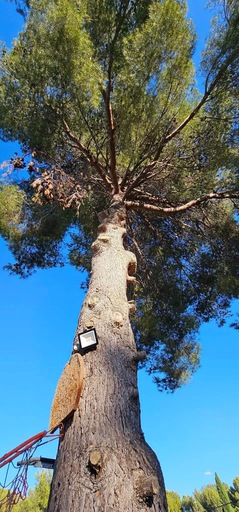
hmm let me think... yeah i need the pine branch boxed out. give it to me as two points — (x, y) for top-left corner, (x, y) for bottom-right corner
(132, 43), (239, 184)
(100, 1), (135, 195)
(102, 88), (118, 194)
(123, 157), (173, 200)
(125, 190), (239, 215)
(121, 110), (173, 190)
(62, 120), (113, 192)
(75, 100), (109, 166)
(163, 46), (239, 146)
(128, 190), (171, 205)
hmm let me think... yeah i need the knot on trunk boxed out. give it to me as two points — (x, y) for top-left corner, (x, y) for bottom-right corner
(84, 317), (96, 329)
(128, 258), (137, 276)
(127, 254), (137, 312)
(112, 311), (124, 328)
(91, 235), (110, 253)
(132, 351), (147, 363)
(88, 449), (102, 477)
(128, 300), (136, 314)
(98, 203), (126, 227)
(130, 387), (139, 400)
(135, 476), (159, 508)
(127, 275), (136, 284)
(98, 209), (109, 223)
(87, 296), (99, 310)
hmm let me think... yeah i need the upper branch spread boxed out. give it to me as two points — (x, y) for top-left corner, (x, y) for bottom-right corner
(62, 120), (113, 192)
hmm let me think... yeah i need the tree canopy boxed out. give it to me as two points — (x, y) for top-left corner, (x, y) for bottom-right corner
(1, 0), (239, 390)
(178, 473), (239, 512)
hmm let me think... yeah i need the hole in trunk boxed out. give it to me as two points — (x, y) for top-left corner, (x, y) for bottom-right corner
(144, 495), (154, 507)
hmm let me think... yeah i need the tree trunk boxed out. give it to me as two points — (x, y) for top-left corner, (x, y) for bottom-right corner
(47, 202), (167, 512)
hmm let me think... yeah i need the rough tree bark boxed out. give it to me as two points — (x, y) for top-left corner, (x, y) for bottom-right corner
(48, 199), (167, 512)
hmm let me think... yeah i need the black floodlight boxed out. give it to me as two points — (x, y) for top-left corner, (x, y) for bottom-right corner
(75, 328), (98, 354)
(17, 456), (55, 469)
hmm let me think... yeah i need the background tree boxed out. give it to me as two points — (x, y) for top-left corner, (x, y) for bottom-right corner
(0, 184), (25, 241)
(215, 473), (234, 512)
(1, 0), (239, 510)
(194, 484), (221, 512)
(182, 474), (239, 512)
(182, 495), (206, 512)
(167, 490), (182, 512)
(14, 471), (52, 512)
(229, 478), (239, 512)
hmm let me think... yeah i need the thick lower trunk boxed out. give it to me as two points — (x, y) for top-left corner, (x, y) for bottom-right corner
(48, 204), (167, 512)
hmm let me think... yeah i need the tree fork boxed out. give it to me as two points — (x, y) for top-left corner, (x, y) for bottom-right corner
(48, 203), (167, 512)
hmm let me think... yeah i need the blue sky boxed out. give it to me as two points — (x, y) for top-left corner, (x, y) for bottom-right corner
(0, 0), (239, 500)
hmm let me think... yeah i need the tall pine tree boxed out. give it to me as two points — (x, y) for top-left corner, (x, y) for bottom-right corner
(1, 0), (239, 510)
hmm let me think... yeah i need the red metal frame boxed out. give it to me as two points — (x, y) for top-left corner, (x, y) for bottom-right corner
(0, 430), (47, 469)
(0, 425), (64, 470)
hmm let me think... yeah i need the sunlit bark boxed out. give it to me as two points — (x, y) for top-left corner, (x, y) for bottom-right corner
(48, 202), (166, 512)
